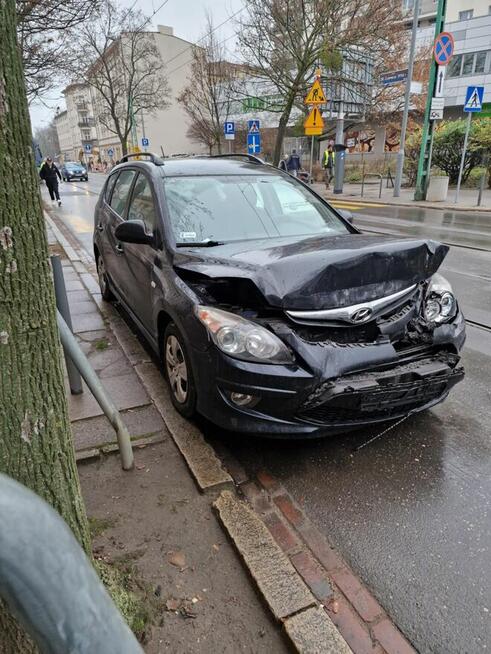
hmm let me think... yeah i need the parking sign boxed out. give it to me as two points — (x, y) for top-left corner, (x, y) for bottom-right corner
(224, 121), (235, 140)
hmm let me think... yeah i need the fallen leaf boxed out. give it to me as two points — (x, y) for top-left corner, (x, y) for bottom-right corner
(168, 550), (186, 568)
(330, 600), (339, 614)
(191, 597), (199, 604)
(212, 544), (220, 552)
(165, 598), (181, 612)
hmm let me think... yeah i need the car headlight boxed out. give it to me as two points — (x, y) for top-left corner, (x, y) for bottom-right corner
(423, 274), (457, 323)
(197, 306), (294, 364)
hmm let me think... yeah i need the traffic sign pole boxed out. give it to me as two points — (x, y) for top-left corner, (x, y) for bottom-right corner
(414, 0), (447, 200)
(394, 0), (420, 197)
(454, 111), (472, 204)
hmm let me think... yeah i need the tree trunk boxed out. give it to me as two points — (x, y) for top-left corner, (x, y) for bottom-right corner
(0, 0), (91, 648)
(273, 92), (297, 166)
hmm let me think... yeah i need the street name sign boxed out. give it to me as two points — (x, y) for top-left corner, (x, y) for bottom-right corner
(224, 121), (235, 140)
(380, 69), (408, 86)
(304, 79), (326, 104)
(247, 133), (261, 154)
(433, 32), (454, 66)
(464, 86), (484, 112)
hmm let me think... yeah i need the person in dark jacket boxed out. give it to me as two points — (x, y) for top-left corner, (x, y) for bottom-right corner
(286, 149), (302, 177)
(39, 157), (62, 206)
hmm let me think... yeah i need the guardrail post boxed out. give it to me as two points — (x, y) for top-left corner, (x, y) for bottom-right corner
(51, 255), (83, 395)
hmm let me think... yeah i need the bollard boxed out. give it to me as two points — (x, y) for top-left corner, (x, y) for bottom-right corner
(51, 255), (83, 395)
(0, 474), (143, 654)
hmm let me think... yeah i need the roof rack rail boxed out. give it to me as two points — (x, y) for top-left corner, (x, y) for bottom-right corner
(209, 154), (265, 165)
(119, 152), (165, 166)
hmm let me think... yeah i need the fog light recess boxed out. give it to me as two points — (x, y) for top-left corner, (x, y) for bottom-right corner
(229, 392), (259, 407)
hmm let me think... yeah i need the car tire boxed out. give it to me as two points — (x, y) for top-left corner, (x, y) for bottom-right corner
(163, 323), (197, 418)
(96, 254), (114, 301)
(66, 176), (71, 182)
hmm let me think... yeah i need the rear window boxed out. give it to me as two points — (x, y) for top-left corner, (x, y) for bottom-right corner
(163, 175), (349, 244)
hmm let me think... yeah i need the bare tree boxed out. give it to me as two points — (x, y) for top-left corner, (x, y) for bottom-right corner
(34, 118), (60, 158)
(238, 0), (404, 164)
(178, 16), (239, 155)
(67, 0), (170, 156)
(16, 0), (98, 101)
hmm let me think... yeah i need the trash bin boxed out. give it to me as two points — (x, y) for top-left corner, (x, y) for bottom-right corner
(426, 175), (449, 202)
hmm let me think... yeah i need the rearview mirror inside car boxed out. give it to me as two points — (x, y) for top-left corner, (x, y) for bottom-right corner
(114, 220), (153, 245)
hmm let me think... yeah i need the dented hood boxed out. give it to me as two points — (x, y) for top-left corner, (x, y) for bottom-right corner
(173, 233), (448, 310)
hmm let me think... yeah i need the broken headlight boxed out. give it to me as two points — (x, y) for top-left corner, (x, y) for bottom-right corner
(197, 306), (294, 364)
(423, 274), (457, 323)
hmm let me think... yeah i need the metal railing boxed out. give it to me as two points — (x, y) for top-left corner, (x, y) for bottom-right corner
(0, 473), (143, 654)
(361, 173), (383, 199)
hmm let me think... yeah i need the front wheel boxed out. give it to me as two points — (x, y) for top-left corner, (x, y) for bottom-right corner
(163, 323), (197, 418)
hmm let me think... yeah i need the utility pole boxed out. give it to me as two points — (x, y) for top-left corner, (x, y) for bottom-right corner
(414, 0), (447, 200)
(394, 0), (421, 197)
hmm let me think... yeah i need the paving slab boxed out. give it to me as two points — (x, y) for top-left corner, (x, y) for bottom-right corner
(71, 404), (167, 451)
(67, 372), (150, 421)
(214, 490), (316, 621)
(67, 290), (91, 303)
(69, 301), (96, 316)
(65, 279), (84, 292)
(284, 607), (352, 654)
(72, 312), (105, 334)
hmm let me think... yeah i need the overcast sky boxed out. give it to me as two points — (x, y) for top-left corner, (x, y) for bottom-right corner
(29, 0), (243, 130)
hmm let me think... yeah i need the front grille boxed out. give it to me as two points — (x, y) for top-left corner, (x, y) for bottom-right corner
(297, 366), (464, 426)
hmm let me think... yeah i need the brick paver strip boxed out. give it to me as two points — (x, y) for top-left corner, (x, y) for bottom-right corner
(325, 597), (379, 654)
(263, 513), (300, 554)
(331, 568), (384, 623)
(214, 490), (315, 620)
(290, 550), (334, 603)
(284, 606), (352, 653)
(372, 619), (416, 654)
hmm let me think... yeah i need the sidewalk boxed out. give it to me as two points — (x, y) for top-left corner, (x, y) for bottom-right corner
(312, 182), (491, 212)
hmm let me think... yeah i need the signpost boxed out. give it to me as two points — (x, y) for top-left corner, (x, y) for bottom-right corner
(414, 0), (451, 200)
(224, 121), (235, 153)
(84, 144), (92, 154)
(430, 97), (445, 121)
(247, 120), (261, 155)
(107, 148), (114, 159)
(304, 72), (326, 182)
(455, 86), (484, 204)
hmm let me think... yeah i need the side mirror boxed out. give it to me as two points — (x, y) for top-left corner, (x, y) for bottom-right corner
(338, 209), (354, 224)
(114, 220), (153, 245)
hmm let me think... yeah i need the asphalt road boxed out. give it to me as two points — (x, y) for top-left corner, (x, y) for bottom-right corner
(47, 175), (491, 654)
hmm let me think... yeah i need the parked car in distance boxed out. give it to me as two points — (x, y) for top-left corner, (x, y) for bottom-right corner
(93, 153), (465, 437)
(61, 161), (88, 182)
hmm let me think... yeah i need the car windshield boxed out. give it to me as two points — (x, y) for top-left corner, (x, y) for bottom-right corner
(163, 175), (349, 244)
(66, 162), (83, 170)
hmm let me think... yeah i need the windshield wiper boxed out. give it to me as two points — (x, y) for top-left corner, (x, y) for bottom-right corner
(176, 240), (225, 248)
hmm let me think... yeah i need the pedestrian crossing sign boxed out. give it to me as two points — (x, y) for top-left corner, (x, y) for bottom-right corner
(305, 79), (326, 105)
(248, 120), (260, 133)
(464, 86), (484, 112)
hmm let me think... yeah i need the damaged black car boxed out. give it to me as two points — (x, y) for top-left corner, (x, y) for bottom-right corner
(93, 154), (465, 437)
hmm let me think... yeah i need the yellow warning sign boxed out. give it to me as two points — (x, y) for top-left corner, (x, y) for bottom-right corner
(304, 79), (326, 105)
(304, 106), (324, 136)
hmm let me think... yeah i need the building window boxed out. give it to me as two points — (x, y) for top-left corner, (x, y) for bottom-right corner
(447, 54), (462, 77)
(402, 0), (414, 9)
(462, 53), (475, 75)
(459, 9), (473, 20)
(475, 51), (487, 74)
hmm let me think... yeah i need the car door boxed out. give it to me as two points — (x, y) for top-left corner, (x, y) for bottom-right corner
(118, 172), (159, 332)
(100, 169), (137, 299)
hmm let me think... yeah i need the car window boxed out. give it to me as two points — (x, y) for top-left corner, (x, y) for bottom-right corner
(105, 173), (119, 203)
(109, 170), (136, 216)
(127, 173), (157, 233)
(163, 175), (349, 244)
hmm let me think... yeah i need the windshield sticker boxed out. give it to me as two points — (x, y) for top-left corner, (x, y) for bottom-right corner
(179, 231), (197, 240)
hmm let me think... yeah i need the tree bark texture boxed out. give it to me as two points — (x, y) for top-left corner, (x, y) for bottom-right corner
(0, 0), (91, 648)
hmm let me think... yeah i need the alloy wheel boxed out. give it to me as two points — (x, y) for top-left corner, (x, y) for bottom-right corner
(165, 335), (188, 403)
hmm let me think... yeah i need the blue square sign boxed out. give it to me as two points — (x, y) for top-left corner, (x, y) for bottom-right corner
(464, 86), (484, 112)
(247, 133), (261, 154)
(142, 137), (149, 147)
(224, 121), (235, 138)
(248, 119), (260, 133)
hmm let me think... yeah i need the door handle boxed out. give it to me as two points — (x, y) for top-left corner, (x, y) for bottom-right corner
(115, 243), (124, 254)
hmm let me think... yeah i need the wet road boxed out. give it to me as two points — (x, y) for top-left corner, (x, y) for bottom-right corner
(48, 177), (491, 654)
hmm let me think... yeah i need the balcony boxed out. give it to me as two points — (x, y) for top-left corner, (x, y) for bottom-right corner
(75, 102), (88, 111)
(78, 118), (95, 128)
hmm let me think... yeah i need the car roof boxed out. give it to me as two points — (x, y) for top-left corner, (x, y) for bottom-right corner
(114, 156), (281, 178)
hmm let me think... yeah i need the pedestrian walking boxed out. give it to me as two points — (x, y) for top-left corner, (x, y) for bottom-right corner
(278, 153), (288, 171)
(322, 144), (335, 188)
(286, 149), (302, 177)
(39, 157), (62, 206)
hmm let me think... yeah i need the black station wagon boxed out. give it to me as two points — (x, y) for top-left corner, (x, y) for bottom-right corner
(93, 153), (465, 437)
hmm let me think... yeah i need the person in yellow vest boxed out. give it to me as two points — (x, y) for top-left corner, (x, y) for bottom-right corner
(322, 144), (335, 189)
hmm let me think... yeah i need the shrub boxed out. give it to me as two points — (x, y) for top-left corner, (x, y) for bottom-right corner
(463, 166), (487, 188)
